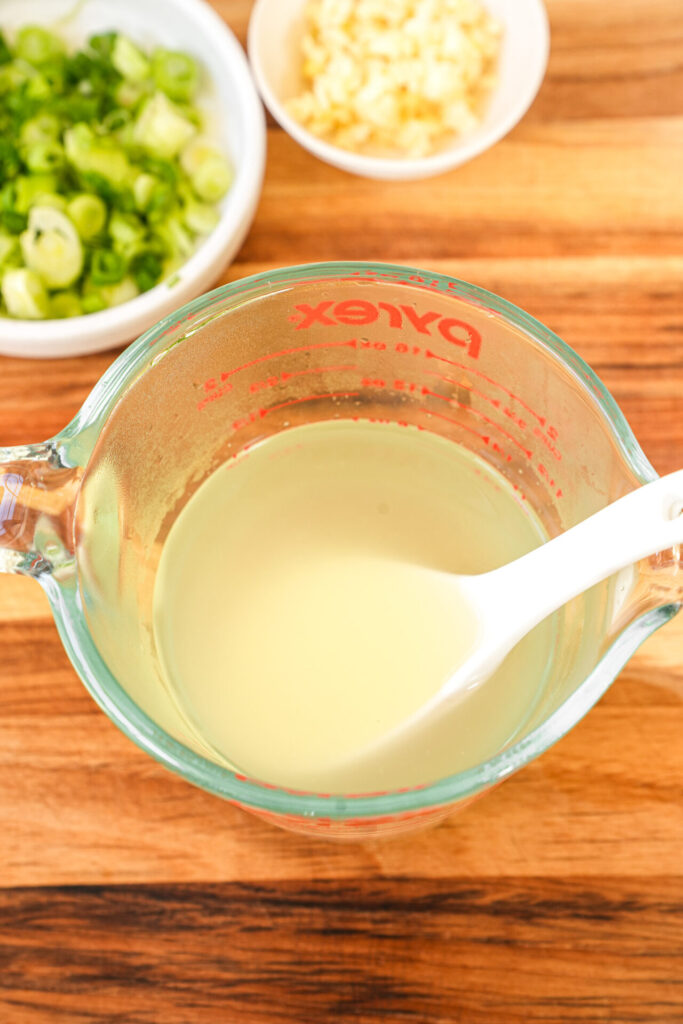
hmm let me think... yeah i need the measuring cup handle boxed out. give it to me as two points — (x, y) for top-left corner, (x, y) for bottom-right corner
(0, 441), (81, 577)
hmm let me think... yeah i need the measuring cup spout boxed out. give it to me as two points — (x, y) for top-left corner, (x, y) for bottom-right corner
(0, 441), (82, 578)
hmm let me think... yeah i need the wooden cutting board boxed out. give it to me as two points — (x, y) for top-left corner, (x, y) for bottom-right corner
(1, 1), (682, 1021)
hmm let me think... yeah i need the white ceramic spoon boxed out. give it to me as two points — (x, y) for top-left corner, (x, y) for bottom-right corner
(357, 469), (683, 759)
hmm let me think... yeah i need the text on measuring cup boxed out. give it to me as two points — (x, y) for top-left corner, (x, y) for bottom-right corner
(287, 300), (482, 359)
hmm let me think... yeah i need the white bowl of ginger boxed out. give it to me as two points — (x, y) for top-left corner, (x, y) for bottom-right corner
(248, 0), (549, 181)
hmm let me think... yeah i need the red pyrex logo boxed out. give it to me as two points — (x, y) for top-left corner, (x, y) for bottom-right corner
(288, 300), (482, 359)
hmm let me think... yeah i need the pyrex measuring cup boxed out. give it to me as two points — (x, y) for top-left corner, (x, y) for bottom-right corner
(1, 262), (680, 838)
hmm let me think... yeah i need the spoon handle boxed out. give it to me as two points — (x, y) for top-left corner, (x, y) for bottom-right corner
(480, 469), (683, 647)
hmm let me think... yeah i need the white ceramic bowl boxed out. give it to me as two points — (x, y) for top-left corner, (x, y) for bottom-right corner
(248, 0), (549, 182)
(0, 0), (266, 358)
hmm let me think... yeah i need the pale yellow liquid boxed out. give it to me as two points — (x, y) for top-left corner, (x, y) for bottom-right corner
(153, 421), (555, 793)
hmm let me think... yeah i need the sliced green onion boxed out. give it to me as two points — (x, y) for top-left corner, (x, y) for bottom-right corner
(20, 113), (61, 145)
(130, 249), (163, 292)
(182, 197), (219, 236)
(112, 35), (151, 84)
(98, 275), (139, 307)
(35, 59), (65, 93)
(67, 193), (107, 240)
(50, 290), (82, 318)
(14, 174), (60, 213)
(78, 172), (131, 212)
(180, 139), (232, 201)
(102, 107), (132, 133)
(180, 139), (217, 176)
(154, 214), (195, 259)
(114, 79), (149, 109)
(14, 27), (65, 67)
(0, 31), (12, 66)
(133, 91), (196, 159)
(140, 156), (178, 184)
(29, 192), (68, 212)
(132, 172), (157, 211)
(145, 184), (174, 223)
(81, 292), (107, 314)
(0, 61), (28, 93)
(1, 267), (50, 318)
(64, 124), (133, 187)
(88, 32), (117, 62)
(90, 249), (126, 285)
(108, 209), (145, 255)
(0, 22), (232, 320)
(0, 230), (21, 268)
(24, 71), (52, 101)
(24, 140), (65, 174)
(0, 139), (21, 181)
(0, 209), (27, 234)
(151, 49), (199, 102)
(191, 155), (232, 202)
(20, 205), (84, 289)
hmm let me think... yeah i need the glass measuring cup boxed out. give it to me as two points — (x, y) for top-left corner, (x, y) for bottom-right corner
(1, 262), (680, 838)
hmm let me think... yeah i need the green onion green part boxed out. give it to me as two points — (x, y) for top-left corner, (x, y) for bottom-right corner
(0, 23), (231, 321)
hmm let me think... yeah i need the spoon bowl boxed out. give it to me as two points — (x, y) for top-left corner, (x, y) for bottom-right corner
(346, 469), (683, 763)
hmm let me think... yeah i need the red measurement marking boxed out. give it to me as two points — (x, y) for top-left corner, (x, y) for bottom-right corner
(394, 342), (423, 355)
(281, 363), (358, 382)
(152, 309), (201, 343)
(347, 269), (485, 302)
(264, 391), (361, 416)
(233, 773), (312, 798)
(196, 381), (233, 411)
(203, 371), (233, 393)
(418, 407), (492, 445)
(425, 350), (551, 431)
(360, 373), (535, 460)
(419, 410), (528, 492)
(420, 386), (452, 403)
(420, 387), (533, 459)
(231, 409), (266, 431)
(423, 367), (561, 462)
(577, 366), (604, 399)
(250, 364), (358, 394)
(533, 425), (562, 461)
(421, 408), (564, 500)
(537, 462), (559, 489)
(423, 369), (535, 439)
(249, 376), (279, 393)
(203, 339), (358, 390)
(340, 807), (442, 826)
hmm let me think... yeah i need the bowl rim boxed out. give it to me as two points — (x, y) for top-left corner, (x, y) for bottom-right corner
(247, 0), (550, 180)
(0, 0), (266, 357)
(43, 259), (677, 823)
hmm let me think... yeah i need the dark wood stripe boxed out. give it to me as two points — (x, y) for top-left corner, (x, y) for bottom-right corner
(0, 880), (682, 1024)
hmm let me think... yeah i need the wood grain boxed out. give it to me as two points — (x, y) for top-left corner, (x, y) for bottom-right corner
(1, 880), (682, 1024)
(1, 0), (682, 1021)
